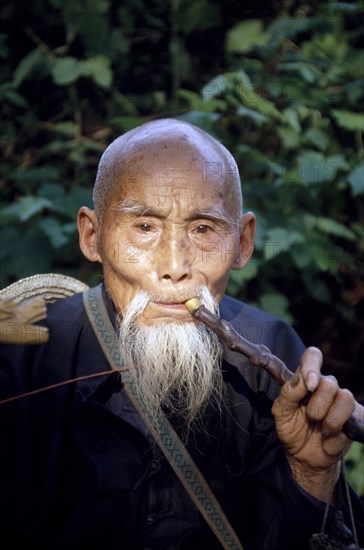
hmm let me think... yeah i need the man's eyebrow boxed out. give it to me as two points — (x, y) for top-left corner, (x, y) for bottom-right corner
(109, 200), (238, 226)
(187, 208), (238, 227)
(109, 200), (158, 217)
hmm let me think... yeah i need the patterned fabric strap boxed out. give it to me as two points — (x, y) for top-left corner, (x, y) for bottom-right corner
(83, 285), (243, 550)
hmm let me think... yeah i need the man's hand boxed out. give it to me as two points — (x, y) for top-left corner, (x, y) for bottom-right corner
(272, 346), (364, 503)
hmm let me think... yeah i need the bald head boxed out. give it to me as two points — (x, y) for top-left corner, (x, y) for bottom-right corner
(93, 118), (243, 221)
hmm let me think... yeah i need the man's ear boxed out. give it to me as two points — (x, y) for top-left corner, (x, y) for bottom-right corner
(77, 207), (102, 263)
(232, 211), (256, 269)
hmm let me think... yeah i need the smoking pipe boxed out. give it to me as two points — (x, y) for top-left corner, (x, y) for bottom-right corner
(184, 298), (364, 444)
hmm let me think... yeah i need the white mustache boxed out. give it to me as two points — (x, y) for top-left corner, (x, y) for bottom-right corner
(120, 286), (219, 318)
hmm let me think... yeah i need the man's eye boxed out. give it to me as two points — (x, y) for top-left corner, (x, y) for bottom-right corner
(195, 225), (211, 234)
(138, 223), (152, 232)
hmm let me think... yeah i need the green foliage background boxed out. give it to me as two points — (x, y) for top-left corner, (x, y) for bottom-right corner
(0, 0), (363, 490)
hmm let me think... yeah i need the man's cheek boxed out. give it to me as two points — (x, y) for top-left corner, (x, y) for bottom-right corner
(103, 241), (144, 267)
(199, 239), (240, 267)
(200, 242), (220, 264)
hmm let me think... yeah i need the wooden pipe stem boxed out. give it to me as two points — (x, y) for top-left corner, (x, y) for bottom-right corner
(186, 300), (364, 444)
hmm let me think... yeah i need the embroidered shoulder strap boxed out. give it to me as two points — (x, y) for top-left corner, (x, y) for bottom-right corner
(83, 285), (243, 550)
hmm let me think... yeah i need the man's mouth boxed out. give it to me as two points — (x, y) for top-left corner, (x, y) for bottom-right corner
(144, 300), (194, 321)
(154, 301), (185, 308)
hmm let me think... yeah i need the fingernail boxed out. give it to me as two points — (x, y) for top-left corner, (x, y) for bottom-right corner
(307, 372), (318, 392)
(289, 372), (300, 388)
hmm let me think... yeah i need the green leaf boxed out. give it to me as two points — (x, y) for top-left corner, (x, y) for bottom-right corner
(1, 196), (51, 222)
(325, 2), (364, 15)
(40, 140), (72, 154)
(303, 128), (330, 151)
(258, 292), (293, 324)
(82, 55), (112, 88)
(236, 106), (267, 126)
(52, 121), (77, 137)
(314, 216), (356, 241)
(13, 48), (45, 87)
(202, 70), (254, 104)
(352, 223), (364, 240)
(38, 183), (65, 200)
(226, 19), (269, 54)
(237, 145), (282, 177)
(5, 230), (53, 278)
(8, 166), (61, 184)
(297, 152), (325, 184)
(50, 186), (92, 219)
(277, 127), (300, 150)
(264, 228), (305, 261)
(226, 70), (252, 88)
(176, 112), (222, 136)
(201, 75), (225, 101)
(109, 116), (147, 133)
(62, 222), (78, 235)
(268, 16), (311, 40)
(242, 93), (281, 120)
(347, 162), (364, 196)
(331, 110), (364, 131)
(51, 57), (84, 85)
(303, 214), (354, 241)
(227, 262), (258, 295)
(1, 86), (28, 108)
(38, 217), (69, 248)
(344, 442), (364, 496)
(302, 238), (339, 274)
(63, 0), (109, 18)
(296, 151), (344, 184)
(280, 62), (317, 84)
(326, 154), (349, 171)
(63, 0), (109, 42)
(282, 108), (301, 133)
(177, 1), (220, 33)
(178, 89), (224, 112)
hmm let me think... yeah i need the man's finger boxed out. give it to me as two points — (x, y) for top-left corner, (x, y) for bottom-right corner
(299, 346), (323, 392)
(305, 376), (339, 422)
(321, 388), (355, 436)
(274, 368), (307, 413)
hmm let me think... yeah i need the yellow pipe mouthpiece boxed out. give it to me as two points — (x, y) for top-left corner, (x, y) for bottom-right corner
(184, 297), (202, 313)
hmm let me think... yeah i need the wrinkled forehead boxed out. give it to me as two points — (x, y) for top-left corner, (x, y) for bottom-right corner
(113, 138), (239, 197)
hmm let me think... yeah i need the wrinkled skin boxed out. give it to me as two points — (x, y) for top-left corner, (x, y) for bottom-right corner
(78, 120), (364, 503)
(273, 347), (363, 502)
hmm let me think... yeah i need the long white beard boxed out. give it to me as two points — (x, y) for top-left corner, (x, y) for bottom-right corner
(118, 287), (223, 428)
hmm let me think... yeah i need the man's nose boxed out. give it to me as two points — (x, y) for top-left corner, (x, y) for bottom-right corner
(158, 230), (192, 284)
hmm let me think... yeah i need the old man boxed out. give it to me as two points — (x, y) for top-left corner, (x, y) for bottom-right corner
(0, 119), (363, 549)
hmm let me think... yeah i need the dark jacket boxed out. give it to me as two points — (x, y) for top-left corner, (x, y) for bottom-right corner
(0, 286), (363, 549)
